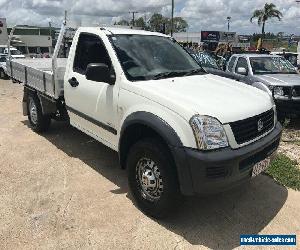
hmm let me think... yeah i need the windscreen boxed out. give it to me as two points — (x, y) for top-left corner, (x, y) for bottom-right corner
(109, 34), (204, 81)
(10, 50), (22, 55)
(250, 57), (297, 74)
(192, 52), (220, 70)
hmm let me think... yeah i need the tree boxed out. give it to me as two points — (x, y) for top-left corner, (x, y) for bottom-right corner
(132, 17), (146, 28)
(148, 13), (167, 32)
(250, 3), (283, 35)
(114, 20), (130, 26)
(172, 17), (188, 32)
(148, 13), (188, 34)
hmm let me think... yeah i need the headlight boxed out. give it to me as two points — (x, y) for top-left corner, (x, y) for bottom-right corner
(190, 115), (229, 150)
(273, 86), (284, 97)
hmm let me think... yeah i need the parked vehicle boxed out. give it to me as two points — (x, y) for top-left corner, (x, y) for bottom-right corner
(0, 45), (25, 59)
(225, 54), (300, 120)
(7, 25), (282, 218)
(191, 51), (237, 80)
(270, 52), (300, 69)
(0, 54), (8, 79)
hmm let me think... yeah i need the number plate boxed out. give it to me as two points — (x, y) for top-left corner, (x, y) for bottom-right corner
(252, 157), (271, 177)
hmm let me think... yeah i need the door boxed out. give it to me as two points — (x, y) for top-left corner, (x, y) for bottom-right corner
(64, 32), (119, 149)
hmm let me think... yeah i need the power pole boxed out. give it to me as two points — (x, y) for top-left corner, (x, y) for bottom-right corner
(227, 16), (231, 32)
(129, 11), (138, 27)
(144, 14), (147, 30)
(171, 0), (174, 36)
(63, 10), (67, 57)
(64, 10), (67, 25)
(49, 21), (52, 56)
(49, 21), (52, 36)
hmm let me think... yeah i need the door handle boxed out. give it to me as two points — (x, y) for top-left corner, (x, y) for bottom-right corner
(68, 77), (79, 87)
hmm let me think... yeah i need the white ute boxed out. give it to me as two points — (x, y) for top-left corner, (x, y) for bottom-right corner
(7, 24), (282, 218)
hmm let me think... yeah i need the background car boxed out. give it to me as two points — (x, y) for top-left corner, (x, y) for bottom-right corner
(0, 54), (8, 79)
(271, 52), (300, 69)
(190, 51), (237, 80)
(225, 54), (300, 120)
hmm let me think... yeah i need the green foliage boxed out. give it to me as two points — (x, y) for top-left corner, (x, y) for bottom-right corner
(250, 3), (283, 34)
(148, 13), (188, 34)
(115, 13), (188, 34)
(266, 154), (300, 191)
(114, 20), (130, 26)
(172, 17), (188, 33)
(148, 13), (166, 32)
(134, 17), (146, 28)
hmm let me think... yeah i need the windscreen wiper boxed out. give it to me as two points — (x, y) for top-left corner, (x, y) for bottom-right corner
(184, 68), (205, 76)
(152, 71), (187, 80)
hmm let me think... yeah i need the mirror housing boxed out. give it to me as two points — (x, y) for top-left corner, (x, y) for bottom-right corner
(85, 63), (115, 84)
(237, 67), (247, 75)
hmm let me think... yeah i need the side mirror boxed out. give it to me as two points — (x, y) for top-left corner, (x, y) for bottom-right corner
(237, 67), (247, 75)
(85, 63), (115, 84)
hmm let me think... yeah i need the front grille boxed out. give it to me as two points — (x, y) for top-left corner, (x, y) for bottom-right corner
(282, 87), (291, 97)
(230, 109), (274, 145)
(239, 139), (280, 171)
(293, 86), (300, 97)
(206, 166), (228, 179)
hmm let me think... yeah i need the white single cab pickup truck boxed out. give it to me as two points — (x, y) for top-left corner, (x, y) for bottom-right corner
(7, 25), (282, 218)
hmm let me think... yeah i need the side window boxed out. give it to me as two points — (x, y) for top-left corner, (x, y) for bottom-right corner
(235, 57), (248, 74)
(227, 56), (236, 71)
(73, 33), (112, 75)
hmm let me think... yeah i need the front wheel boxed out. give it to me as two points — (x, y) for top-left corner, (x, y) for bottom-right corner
(127, 138), (182, 218)
(27, 94), (51, 132)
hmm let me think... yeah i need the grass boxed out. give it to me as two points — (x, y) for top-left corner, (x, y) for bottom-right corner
(266, 153), (300, 191)
(293, 141), (300, 147)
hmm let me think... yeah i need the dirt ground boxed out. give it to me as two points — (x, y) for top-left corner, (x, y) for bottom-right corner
(0, 79), (299, 250)
(279, 121), (300, 167)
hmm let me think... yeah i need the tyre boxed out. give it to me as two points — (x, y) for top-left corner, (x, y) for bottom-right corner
(0, 69), (7, 79)
(27, 94), (51, 132)
(127, 138), (182, 218)
(277, 114), (286, 125)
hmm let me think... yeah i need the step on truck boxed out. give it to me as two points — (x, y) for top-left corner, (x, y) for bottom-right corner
(7, 23), (282, 218)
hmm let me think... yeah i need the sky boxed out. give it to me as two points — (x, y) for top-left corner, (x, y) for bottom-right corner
(0, 0), (300, 35)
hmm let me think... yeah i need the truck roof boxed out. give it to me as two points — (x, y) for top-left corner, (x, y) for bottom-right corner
(233, 53), (281, 58)
(78, 26), (170, 37)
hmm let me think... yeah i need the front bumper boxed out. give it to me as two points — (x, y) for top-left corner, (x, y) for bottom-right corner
(275, 99), (300, 116)
(172, 122), (282, 195)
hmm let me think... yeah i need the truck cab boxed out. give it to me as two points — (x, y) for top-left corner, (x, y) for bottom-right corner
(8, 27), (282, 218)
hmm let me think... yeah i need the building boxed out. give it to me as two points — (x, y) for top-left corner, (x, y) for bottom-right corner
(7, 26), (53, 56)
(173, 31), (250, 50)
(1, 18), (55, 56)
(173, 32), (202, 44)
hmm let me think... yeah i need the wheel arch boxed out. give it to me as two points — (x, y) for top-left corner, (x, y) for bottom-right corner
(23, 86), (57, 116)
(118, 111), (183, 169)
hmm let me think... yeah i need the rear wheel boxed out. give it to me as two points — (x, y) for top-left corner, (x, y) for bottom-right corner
(127, 138), (182, 218)
(27, 94), (51, 132)
(0, 69), (8, 79)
